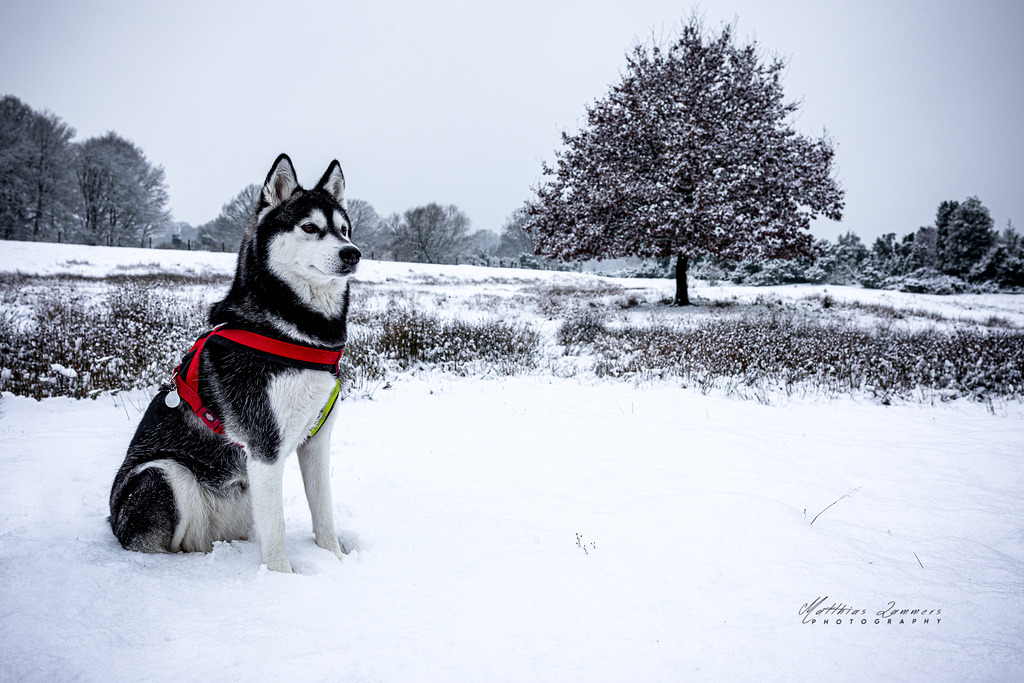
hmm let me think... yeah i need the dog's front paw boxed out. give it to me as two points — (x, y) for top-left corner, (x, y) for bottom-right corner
(262, 556), (294, 573)
(316, 534), (345, 561)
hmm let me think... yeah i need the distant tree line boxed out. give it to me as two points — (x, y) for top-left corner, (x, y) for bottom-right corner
(4, 94), (1016, 291)
(679, 196), (1022, 293)
(348, 201), (542, 267)
(186, 189), (547, 267)
(0, 95), (171, 246)
(0, 94), (510, 257)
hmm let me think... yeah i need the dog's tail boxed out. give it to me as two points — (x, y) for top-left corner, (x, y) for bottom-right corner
(109, 465), (179, 553)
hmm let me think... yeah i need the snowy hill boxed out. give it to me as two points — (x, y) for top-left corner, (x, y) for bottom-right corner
(1, 242), (1023, 681)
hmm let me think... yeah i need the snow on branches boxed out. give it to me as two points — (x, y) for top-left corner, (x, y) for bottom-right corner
(524, 16), (844, 303)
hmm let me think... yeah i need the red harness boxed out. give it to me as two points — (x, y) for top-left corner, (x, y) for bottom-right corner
(169, 325), (344, 435)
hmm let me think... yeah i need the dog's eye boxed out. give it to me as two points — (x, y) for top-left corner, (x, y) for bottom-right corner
(300, 223), (319, 234)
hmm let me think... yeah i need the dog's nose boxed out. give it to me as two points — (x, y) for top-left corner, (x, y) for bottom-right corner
(339, 245), (361, 266)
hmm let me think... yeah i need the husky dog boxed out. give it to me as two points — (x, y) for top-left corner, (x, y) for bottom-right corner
(109, 154), (360, 573)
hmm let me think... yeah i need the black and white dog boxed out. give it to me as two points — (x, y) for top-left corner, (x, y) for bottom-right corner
(109, 154), (360, 573)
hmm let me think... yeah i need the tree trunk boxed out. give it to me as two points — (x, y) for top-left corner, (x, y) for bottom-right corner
(33, 187), (44, 241)
(674, 253), (690, 306)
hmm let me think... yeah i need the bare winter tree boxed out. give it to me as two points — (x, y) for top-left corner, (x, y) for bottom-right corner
(75, 132), (170, 246)
(0, 95), (77, 242)
(221, 183), (261, 231)
(390, 202), (472, 264)
(26, 111), (76, 241)
(469, 229), (501, 257)
(376, 212), (402, 260)
(197, 183), (260, 251)
(0, 96), (34, 240)
(496, 208), (535, 258)
(346, 197), (387, 256)
(525, 15), (844, 304)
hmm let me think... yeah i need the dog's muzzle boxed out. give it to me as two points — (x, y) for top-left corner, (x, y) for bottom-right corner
(339, 245), (361, 274)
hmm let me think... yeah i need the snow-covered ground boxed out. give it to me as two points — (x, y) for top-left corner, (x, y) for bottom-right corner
(4, 238), (1022, 328)
(2, 242), (1023, 681)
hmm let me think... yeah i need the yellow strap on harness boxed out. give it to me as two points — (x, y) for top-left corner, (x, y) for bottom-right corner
(308, 379), (341, 438)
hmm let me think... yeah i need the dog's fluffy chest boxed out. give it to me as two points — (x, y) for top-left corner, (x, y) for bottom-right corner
(266, 369), (338, 447)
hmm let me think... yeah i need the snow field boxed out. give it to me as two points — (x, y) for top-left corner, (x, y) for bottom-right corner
(1, 241), (1023, 681)
(2, 374), (1023, 681)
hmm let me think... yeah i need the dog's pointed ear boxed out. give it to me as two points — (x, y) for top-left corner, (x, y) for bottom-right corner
(260, 153), (299, 211)
(316, 160), (346, 209)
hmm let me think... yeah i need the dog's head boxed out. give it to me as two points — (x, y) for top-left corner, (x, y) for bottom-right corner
(251, 153), (361, 283)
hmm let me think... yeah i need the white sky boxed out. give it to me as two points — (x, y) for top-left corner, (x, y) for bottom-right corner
(1, 0), (1021, 243)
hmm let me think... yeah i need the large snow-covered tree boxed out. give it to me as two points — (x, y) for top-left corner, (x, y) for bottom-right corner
(525, 17), (844, 304)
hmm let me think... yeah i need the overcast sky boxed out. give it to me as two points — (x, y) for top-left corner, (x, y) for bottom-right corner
(1, 0), (1021, 243)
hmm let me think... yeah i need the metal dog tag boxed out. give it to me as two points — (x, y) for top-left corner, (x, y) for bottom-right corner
(164, 388), (181, 408)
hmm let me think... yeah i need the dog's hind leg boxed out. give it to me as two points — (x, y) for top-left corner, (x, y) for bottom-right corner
(297, 413), (344, 560)
(109, 465), (179, 553)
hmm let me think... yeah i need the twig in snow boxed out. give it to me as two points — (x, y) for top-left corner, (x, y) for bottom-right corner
(809, 486), (862, 525)
(576, 533), (596, 554)
(914, 552), (924, 568)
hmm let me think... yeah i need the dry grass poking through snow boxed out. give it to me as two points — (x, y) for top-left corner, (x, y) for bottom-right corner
(579, 309), (1024, 403)
(2, 273), (1023, 404)
(0, 275), (211, 399)
(343, 305), (540, 390)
